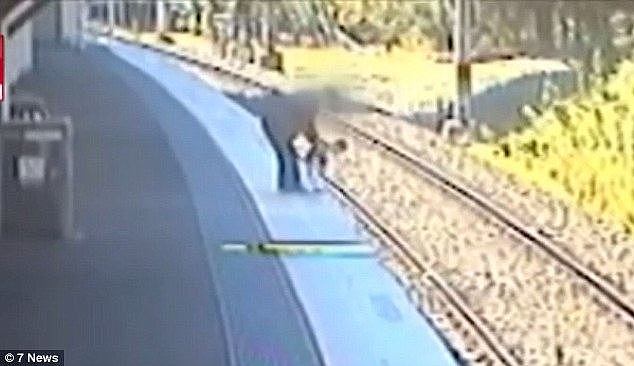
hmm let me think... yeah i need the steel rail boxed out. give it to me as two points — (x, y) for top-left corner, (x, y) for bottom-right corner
(338, 118), (634, 327)
(322, 174), (520, 366)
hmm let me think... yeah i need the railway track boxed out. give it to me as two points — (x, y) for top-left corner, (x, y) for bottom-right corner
(99, 34), (634, 364)
(333, 116), (634, 323)
(101, 34), (513, 365)
(166, 49), (634, 361)
(324, 131), (634, 364)
(322, 173), (519, 366)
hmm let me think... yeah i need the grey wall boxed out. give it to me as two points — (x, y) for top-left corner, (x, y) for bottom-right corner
(471, 69), (575, 134)
(32, 1), (58, 42)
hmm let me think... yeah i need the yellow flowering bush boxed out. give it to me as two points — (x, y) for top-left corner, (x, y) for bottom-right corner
(470, 59), (634, 232)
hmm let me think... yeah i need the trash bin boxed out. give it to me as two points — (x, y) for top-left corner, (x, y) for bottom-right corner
(0, 118), (74, 239)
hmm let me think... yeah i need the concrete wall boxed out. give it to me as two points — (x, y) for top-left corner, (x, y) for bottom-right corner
(1, 0), (37, 121)
(471, 69), (575, 134)
(1, 1), (86, 121)
(59, 1), (82, 45)
(5, 19), (33, 87)
(32, 1), (58, 42)
(33, 1), (87, 45)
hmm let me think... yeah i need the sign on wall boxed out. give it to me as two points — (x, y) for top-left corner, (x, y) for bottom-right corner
(0, 34), (4, 101)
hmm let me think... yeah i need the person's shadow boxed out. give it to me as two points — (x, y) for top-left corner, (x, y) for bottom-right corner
(226, 87), (364, 192)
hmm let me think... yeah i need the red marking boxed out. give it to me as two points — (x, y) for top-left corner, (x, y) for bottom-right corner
(0, 34), (4, 101)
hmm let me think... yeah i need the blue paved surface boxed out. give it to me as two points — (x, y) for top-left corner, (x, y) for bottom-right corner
(1, 41), (321, 366)
(108, 39), (456, 366)
(0, 43), (229, 366)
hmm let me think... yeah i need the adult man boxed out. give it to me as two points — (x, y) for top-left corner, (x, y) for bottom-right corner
(232, 87), (353, 192)
(235, 89), (319, 191)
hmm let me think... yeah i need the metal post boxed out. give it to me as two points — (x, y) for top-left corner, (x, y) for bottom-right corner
(261, 1), (270, 48)
(118, 0), (124, 27)
(107, 0), (115, 33)
(453, 0), (473, 127)
(189, 1), (198, 35)
(131, 2), (139, 35)
(78, 0), (88, 50)
(123, 1), (129, 29)
(102, 1), (107, 25)
(200, 2), (213, 37)
(157, 0), (167, 33)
